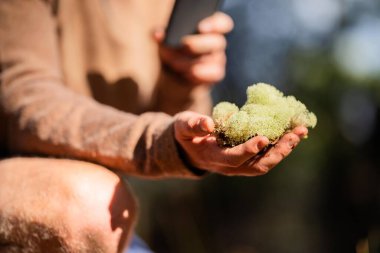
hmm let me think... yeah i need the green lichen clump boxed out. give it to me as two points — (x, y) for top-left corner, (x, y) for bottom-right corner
(212, 83), (317, 147)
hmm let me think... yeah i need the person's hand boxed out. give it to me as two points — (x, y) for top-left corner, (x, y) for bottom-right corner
(154, 12), (234, 85)
(174, 111), (308, 176)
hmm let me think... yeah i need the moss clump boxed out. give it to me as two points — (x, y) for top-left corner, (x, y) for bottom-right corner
(212, 83), (317, 147)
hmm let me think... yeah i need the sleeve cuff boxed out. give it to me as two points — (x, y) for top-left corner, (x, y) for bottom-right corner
(154, 120), (208, 179)
(174, 137), (208, 177)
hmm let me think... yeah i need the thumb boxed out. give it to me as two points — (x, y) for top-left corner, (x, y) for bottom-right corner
(174, 112), (214, 140)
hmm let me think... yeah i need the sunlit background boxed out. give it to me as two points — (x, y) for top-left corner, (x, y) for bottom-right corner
(130, 0), (380, 252)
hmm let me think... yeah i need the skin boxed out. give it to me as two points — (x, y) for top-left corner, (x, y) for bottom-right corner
(0, 11), (308, 252)
(0, 158), (136, 253)
(174, 111), (308, 176)
(154, 12), (234, 85)
(156, 12), (309, 176)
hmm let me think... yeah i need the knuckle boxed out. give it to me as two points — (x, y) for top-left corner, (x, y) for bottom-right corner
(244, 144), (259, 155)
(275, 144), (292, 158)
(209, 35), (226, 50)
(187, 116), (200, 131)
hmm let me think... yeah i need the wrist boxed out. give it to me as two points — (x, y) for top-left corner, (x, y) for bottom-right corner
(174, 139), (208, 177)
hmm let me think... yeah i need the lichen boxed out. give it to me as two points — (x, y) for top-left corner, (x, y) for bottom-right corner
(212, 83), (317, 147)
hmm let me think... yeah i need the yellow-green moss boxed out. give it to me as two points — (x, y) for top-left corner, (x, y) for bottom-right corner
(212, 83), (317, 147)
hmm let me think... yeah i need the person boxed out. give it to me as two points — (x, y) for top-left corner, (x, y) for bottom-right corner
(0, 0), (308, 252)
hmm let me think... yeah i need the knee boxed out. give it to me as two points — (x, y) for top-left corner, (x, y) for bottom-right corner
(64, 161), (138, 252)
(0, 158), (137, 252)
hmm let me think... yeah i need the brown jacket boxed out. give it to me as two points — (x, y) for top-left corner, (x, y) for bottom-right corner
(0, 0), (212, 178)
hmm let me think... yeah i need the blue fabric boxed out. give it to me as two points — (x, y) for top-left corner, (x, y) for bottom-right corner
(124, 235), (155, 253)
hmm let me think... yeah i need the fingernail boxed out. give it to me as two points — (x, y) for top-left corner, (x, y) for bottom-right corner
(288, 139), (297, 149)
(258, 140), (268, 150)
(200, 124), (208, 132)
(200, 118), (210, 133)
(296, 126), (308, 137)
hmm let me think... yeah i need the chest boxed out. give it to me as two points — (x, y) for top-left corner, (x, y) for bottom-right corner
(57, 0), (174, 112)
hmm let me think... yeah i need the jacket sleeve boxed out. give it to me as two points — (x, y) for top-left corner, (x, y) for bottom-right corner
(0, 0), (204, 178)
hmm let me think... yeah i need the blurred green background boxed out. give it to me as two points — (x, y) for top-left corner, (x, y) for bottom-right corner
(130, 0), (380, 252)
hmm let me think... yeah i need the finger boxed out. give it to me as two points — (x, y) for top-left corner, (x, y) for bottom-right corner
(160, 49), (226, 84)
(201, 116), (215, 133)
(186, 57), (226, 84)
(175, 112), (215, 140)
(181, 34), (227, 54)
(247, 132), (303, 174)
(217, 136), (269, 167)
(159, 46), (193, 70)
(160, 39), (226, 67)
(292, 125), (308, 138)
(159, 47), (196, 78)
(198, 12), (234, 34)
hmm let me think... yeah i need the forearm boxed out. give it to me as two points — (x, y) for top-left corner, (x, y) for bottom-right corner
(0, 0), (200, 178)
(2, 69), (199, 179)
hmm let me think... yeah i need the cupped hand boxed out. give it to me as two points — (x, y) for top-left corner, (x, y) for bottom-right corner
(174, 111), (308, 176)
(154, 12), (234, 85)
